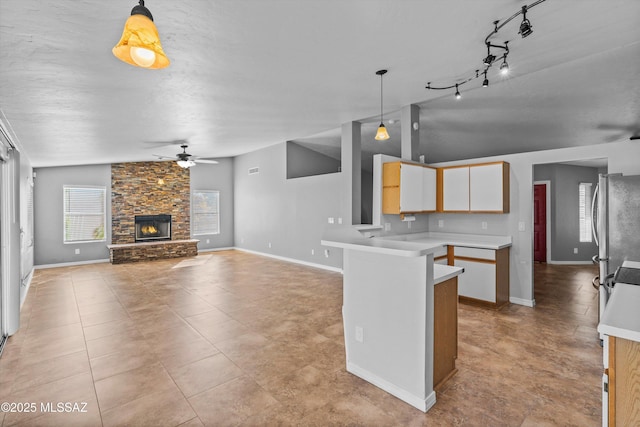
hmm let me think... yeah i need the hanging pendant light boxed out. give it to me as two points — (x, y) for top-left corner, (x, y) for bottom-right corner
(375, 69), (390, 141)
(113, 0), (170, 69)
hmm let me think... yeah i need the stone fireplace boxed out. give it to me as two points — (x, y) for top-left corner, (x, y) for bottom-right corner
(108, 162), (198, 264)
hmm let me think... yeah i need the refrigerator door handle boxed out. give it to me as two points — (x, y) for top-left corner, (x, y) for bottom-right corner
(592, 182), (599, 247)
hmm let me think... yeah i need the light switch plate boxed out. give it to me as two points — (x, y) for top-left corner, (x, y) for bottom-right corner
(518, 222), (525, 231)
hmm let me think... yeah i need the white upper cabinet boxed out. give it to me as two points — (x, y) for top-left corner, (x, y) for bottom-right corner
(440, 162), (509, 213)
(441, 167), (470, 212)
(383, 162), (437, 214)
(469, 162), (509, 213)
(399, 163), (424, 212)
(422, 167), (437, 211)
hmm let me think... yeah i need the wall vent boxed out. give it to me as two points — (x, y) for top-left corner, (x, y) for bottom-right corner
(248, 167), (259, 175)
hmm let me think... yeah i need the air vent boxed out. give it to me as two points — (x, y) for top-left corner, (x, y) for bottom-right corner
(248, 167), (259, 175)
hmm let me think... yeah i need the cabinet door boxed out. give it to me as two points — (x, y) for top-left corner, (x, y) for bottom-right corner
(422, 167), (437, 211)
(454, 259), (496, 302)
(469, 163), (508, 212)
(400, 163), (424, 212)
(442, 167), (470, 211)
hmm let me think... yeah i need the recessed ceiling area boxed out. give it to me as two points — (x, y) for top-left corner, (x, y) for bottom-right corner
(0, 1), (639, 168)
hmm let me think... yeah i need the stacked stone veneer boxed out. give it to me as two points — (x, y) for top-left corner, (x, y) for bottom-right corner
(111, 162), (191, 244)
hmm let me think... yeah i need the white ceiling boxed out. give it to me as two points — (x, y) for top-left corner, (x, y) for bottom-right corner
(1, 1), (639, 168)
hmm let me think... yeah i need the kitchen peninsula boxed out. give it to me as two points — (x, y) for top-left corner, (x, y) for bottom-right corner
(322, 228), (511, 412)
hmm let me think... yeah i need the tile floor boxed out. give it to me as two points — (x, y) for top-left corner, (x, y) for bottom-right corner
(0, 252), (602, 426)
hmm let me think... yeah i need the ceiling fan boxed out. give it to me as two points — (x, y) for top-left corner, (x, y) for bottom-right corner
(153, 144), (218, 168)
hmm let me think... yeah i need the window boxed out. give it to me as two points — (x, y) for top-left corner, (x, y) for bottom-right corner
(63, 186), (106, 243)
(192, 190), (220, 235)
(579, 182), (593, 242)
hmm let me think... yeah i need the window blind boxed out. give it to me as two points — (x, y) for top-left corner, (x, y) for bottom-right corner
(192, 190), (220, 235)
(63, 186), (106, 242)
(579, 182), (592, 243)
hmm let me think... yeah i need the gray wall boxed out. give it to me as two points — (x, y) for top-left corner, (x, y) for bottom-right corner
(534, 163), (599, 262)
(286, 141), (341, 179)
(190, 158), (235, 250)
(34, 164), (112, 265)
(234, 142), (343, 269)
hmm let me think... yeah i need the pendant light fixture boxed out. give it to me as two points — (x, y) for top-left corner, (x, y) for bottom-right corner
(518, 5), (534, 38)
(374, 69), (390, 141)
(454, 84), (462, 100)
(113, 0), (170, 69)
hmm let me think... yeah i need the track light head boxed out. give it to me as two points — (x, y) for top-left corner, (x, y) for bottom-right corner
(500, 58), (509, 75)
(482, 70), (489, 87)
(519, 6), (533, 38)
(483, 43), (496, 66)
(454, 84), (461, 100)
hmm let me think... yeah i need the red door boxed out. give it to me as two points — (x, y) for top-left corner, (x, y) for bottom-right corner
(534, 184), (547, 263)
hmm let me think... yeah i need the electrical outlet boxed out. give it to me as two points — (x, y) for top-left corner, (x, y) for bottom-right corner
(384, 223), (391, 231)
(482, 221), (488, 230)
(338, 217), (343, 225)
(407, 221), (412, 229)
(206, 239), (210, 244)
(518, 222), (525, 232)
(438, 220), (444, 228)
(328, 217), (335, 224)
(311, 249), (315, 255)
(74, 248), (80, 255)
(574, 248), (578, 254)
(324, 249), (330, 258)
(268, 242), (272, 248)
(355, 326), (364, 343)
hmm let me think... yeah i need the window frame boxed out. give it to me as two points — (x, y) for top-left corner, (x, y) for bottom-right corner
(191, 189), (220, 236)
(578, 182), (593, 243)
(63, 185), (107, 244)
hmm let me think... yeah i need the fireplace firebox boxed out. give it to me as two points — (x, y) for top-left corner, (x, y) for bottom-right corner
(135, 215), (171, 242)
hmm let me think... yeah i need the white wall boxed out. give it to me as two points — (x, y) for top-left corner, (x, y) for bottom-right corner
(428, 140), (640, 305)
(234, 142), (344, 270)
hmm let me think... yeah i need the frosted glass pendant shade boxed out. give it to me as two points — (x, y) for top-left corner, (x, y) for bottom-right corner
(113, 14), (170, 69)
(375, 123), (390, 141)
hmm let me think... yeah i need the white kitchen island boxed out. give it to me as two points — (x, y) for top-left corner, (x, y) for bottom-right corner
(322, 228), (465, 412)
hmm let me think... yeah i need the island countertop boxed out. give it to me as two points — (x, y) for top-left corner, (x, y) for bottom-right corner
(321, 229), (511, 258)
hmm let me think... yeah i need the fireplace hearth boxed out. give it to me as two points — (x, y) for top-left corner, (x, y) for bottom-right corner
(135, 214), (171, 242)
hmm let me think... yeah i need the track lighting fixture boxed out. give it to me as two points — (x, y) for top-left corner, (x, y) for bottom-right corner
(425, 0), (545, 96)
(113, 0), (170, 69)
(519, 5), (533, 38)
(375, 69), (390, 141)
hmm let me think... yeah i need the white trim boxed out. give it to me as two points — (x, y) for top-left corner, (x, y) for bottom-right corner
(347, 362), (436, 413)
(533, 180), (551, 263)
(234, 248), (343, 273)
(197, 246), (235, 253)
(547, 260), (594, 265)
(35, 258), (110, 269)
(510, 297), (536, 307)
(20, 269), (33, 308)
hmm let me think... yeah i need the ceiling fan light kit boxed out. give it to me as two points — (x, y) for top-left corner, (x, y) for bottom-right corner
(153, 143), (219, 168)
(113, 0), (170, 69)
(426, 0), (544, 99)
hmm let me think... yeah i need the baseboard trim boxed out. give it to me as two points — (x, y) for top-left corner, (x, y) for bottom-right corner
(510, 297), (536, 307)
(234, 248), (343, 273)
(197, 246), (235, 253)
(346, 362), (436, 413)
(20, 269), (34, 309)
(34, 259), (110, 269)
(547, 260), (594, 265)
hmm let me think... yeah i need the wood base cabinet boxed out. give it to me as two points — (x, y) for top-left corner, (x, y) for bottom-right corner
(433, 276), (458, 390)
(607, 336), (640, 425)
(450, 246), (509, 309)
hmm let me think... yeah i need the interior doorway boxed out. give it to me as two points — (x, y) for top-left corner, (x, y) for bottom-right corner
(533, 183), (548, 263)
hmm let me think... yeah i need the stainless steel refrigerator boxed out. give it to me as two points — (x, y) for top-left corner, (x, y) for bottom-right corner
(592, 173), (640, 324)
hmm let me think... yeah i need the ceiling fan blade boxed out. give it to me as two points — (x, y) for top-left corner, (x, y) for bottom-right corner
(194, 159), (219, 164)
(631, 136), (640, 140)
(152, 154), (176, 160)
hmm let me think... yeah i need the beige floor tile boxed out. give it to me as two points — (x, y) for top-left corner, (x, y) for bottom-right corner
(101, 388), (196, 427)
(170, 353), (243, 397)
(12, 350), (90, 393)
(188, 376), (279, 426)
